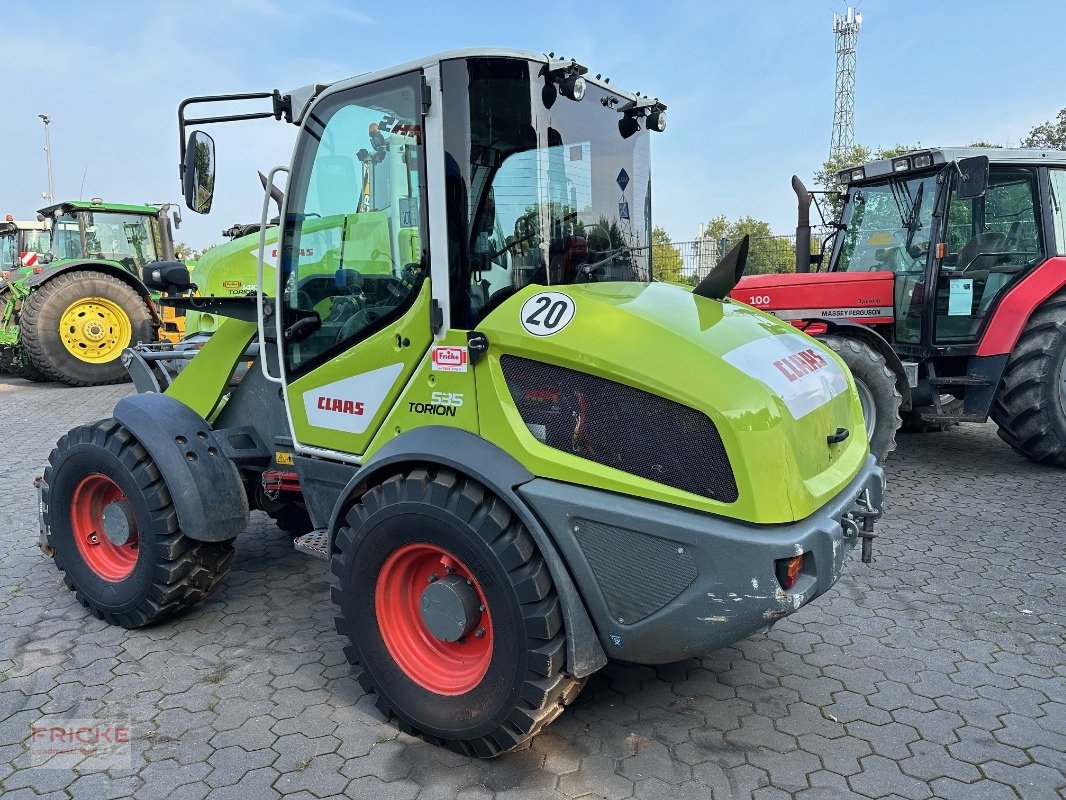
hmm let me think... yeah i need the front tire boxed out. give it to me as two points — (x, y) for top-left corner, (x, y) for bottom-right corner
(990, 290), (1066, 466)
(819, 335), (902, 463)
(21, 271), (155, 386)
(331, 468), (584, 757)
(43, 419), (235, 627)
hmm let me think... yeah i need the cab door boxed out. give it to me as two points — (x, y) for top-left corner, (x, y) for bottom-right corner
(934, 167), (1044, 344)
(279, 72), (430, 457)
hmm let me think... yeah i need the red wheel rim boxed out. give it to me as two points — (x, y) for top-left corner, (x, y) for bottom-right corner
(375, 543), (493, 696)
(70, 474), (139, 582)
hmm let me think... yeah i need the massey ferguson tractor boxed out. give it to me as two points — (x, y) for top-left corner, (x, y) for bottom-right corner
(733, 148), (1066, 466)
(38, 49), (884, 756)
(0, 199), (190, 385)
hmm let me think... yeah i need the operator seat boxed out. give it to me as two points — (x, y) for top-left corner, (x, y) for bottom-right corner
(957, 231), (1007, 272)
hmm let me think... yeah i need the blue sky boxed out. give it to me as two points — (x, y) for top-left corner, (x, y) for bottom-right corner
(3, 0), (1064, 248)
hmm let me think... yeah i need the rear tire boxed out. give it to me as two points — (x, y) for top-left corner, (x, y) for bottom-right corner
(818, 335), (902, 463)
(331, 468), (584, 757)
(990, 290), (1066, 466)
(43, 418), (234, 627)
(21, 271), (154, 387)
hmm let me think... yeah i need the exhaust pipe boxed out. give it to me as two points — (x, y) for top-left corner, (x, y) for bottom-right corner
(792, 175), (813, 273)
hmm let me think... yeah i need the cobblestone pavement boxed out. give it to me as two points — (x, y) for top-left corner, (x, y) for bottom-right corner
(0, 374), (1063, 800)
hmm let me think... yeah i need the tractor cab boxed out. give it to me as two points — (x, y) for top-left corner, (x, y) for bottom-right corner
(823, 148), (1058, 354)
(733, 147), (1066, 465)
(38, 199), (178, 273)
(0, 217), (50, 277)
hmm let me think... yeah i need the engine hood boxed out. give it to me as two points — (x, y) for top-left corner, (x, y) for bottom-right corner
(477, 281), (870, 524)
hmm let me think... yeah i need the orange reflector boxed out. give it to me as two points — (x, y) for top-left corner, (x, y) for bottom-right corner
(936, 242), (946, 259)
(785, 555), (803, 587)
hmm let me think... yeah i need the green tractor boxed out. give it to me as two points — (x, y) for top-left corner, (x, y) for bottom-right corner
(0, 199), (187, 386)
(0, 216), (50, 376)
(38, 50), (884, 756)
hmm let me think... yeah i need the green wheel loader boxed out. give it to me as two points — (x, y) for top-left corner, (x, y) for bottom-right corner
(38, 49), (884, 756)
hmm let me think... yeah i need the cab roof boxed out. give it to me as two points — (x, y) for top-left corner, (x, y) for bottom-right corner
(38, 200), (161, 217)
(0, 219), (48, 232)
(841, 146), (1066, 185)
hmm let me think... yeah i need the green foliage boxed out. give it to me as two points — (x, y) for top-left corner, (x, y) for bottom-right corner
(967, 141), (1003, 148)
(702, 215), (796, 275)
(651, 226), (684, 283)
(1021, 108), (1066, 149)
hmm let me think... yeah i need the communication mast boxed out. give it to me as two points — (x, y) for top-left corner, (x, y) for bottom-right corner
(830, 7), (862, 160)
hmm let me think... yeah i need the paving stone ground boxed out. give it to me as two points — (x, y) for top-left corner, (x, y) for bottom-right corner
(0, 374), (1062, 799)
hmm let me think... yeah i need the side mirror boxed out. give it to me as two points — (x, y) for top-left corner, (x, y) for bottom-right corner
(144, 261), (193, 293)
(956, 156), (989, 200)
(183, 131), (216, 214)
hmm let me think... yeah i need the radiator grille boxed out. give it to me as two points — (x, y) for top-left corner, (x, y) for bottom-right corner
(501, 356), (738, 503)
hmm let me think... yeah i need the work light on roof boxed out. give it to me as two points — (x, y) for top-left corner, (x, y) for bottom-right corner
(892, 157), (910, 173)
(913, 153), (932, 169)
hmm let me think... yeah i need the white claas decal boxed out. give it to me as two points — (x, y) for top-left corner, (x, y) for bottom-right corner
(723, 334), (849, 419)
(303, 363), (404, 434)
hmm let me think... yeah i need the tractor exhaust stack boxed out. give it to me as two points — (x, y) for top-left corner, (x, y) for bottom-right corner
(793, 175), (813, 273)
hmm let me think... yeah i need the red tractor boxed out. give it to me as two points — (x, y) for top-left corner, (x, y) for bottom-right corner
(732, 148), (1066, 465)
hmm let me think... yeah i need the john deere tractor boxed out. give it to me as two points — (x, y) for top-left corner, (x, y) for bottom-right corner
(0, 199), (187, 386)
(38, 49), (884, 756)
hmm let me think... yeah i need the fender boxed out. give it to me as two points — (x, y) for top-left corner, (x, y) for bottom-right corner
(25, 260), (162, 325)
(976, 257), (1066, 356)
(325, 426), (608, 679)
(811, 318), (913, 411)
(113, 393), (250, 543)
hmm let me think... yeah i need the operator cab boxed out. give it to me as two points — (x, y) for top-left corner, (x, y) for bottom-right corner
(829, 147), (1064, 353)
(39, 200), (173, 273)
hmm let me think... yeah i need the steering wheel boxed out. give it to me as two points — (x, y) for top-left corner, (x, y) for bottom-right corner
(335, 306), (385, 343)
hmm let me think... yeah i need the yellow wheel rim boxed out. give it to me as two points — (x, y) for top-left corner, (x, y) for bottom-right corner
(59, 297), (132, 363)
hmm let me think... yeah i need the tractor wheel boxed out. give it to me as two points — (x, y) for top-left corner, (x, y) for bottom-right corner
(21, 271), (154, 387)
(990, 290), (1066, 466)
(332, 468), (584, 757)
(42, 418), (235, 628)
(819, 335), (902, 463)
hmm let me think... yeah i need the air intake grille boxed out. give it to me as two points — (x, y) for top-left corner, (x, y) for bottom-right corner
(500, 356), (738, 503)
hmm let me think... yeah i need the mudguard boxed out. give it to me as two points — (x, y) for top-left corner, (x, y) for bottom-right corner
(325, 425), (608, 679)
(113, 393), (249, 543)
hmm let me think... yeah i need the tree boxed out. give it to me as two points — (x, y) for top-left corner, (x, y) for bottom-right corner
(967, 141), (1003, 148)
(700, 215), (796, 275)
(174, 242), (196, 260)
(651, 226), (684, 283)
(1021, 108), (1066, 149)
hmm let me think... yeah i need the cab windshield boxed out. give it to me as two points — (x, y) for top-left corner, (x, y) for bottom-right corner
(49, 210), (159, 269)
(442, 57), (652, 327)
(835, 174), (936, 274)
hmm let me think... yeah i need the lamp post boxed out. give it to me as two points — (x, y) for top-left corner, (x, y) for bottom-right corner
(39, 114), (54, 203)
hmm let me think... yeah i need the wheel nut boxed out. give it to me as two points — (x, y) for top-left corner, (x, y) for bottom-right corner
(429, 573), (438, 583)
(475, 627), (486, 638)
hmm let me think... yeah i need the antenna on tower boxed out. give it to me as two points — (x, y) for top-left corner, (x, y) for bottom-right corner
(830, 7), (862, 160)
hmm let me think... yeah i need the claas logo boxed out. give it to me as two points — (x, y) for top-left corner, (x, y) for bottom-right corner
(316, 396), (365, 415)
(772, 348), (828, 383)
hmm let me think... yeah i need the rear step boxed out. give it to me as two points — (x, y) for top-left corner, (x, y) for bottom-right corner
(919, 411), (988, 423)
(294, 530), (329, 561)
(928, 374), (992, 387)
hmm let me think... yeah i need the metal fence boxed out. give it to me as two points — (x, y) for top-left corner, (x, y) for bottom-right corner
(670, 235), (799, 282)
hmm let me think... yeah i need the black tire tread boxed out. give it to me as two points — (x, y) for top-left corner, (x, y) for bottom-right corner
(331, 467), (585, 757)
(43, 418), (234, 628)
(818, 334), (902, 462)
(989, 290), (1066, 466)
(21, 271), (153, 387)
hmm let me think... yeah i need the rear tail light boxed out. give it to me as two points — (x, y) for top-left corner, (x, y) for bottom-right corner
(776, 554), (804, 590)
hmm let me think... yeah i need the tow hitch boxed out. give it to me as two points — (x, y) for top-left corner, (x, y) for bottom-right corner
(842, 484), (882, 564)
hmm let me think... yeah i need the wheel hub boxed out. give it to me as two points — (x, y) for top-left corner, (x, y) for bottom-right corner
(420, 574), (482, 642)
(374, 543), (493, 695)
(59, 297), (133, 363)
(101, 500), (134, 546)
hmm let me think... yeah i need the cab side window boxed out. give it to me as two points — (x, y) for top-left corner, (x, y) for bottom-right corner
(1050, 169), (1066, 255)
(279, 75), (427, 375)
